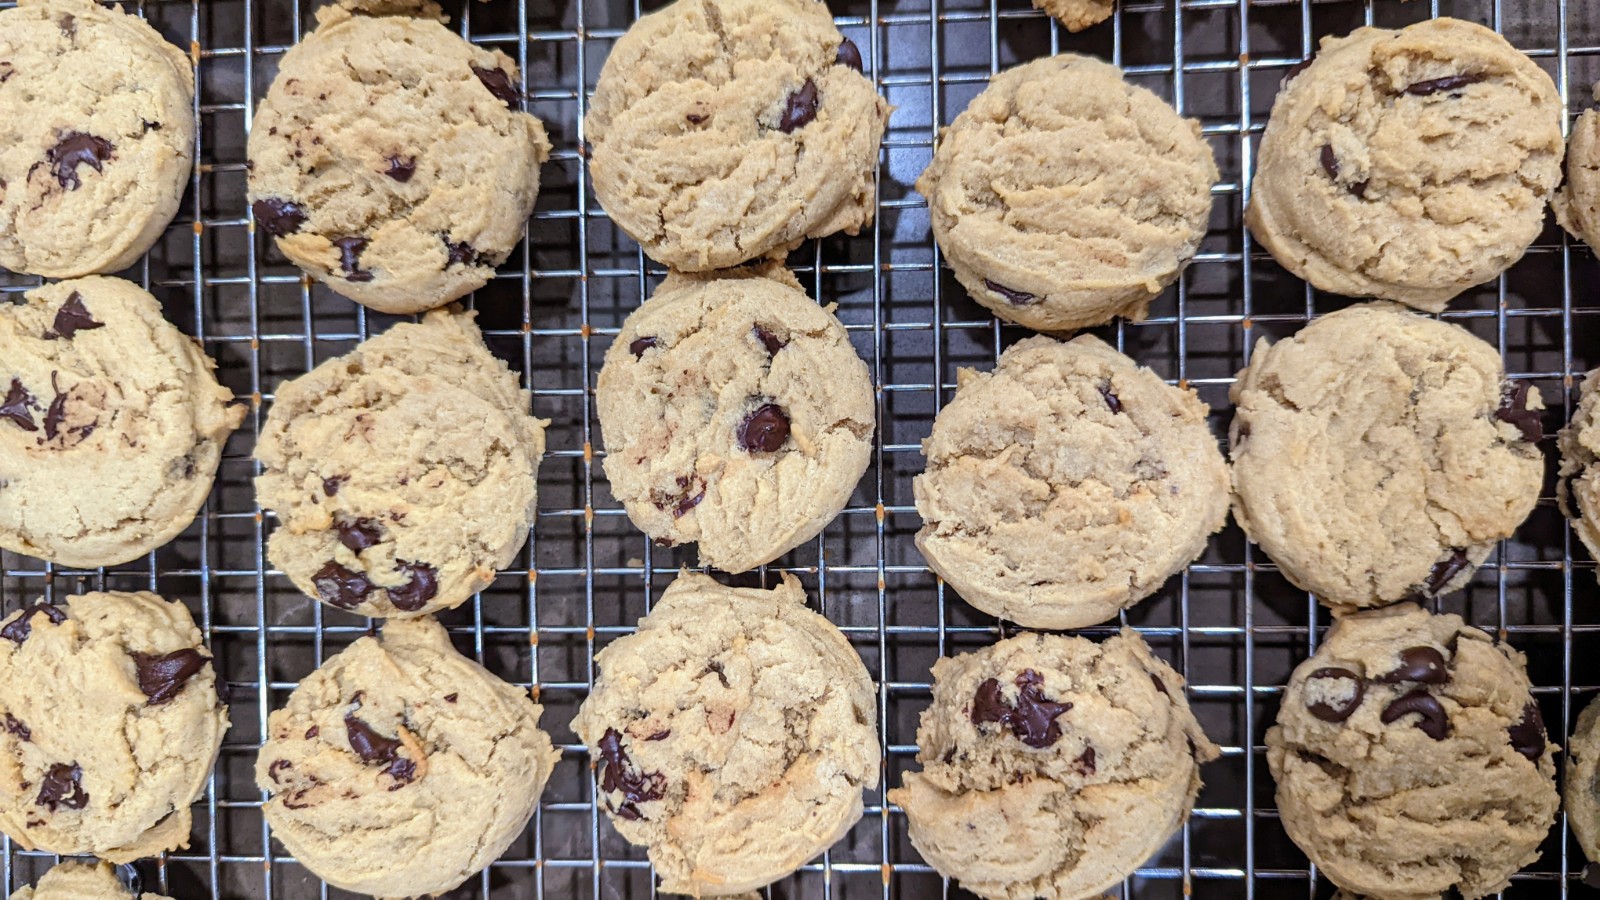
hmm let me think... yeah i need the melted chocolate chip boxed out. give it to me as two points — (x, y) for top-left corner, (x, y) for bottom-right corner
(654, 475), (705, 519)
(267, 759), (292, 782)
(738, 403), (790, 453)
(131, 649), (210, 705)
(322, 475), (347, 497)
(384, 155), (416, 182)
(970, 669), (1073, 749)
(1374, 647), (1448, 685)
(1423, 549), (1471, 597)
(344, 710), (403, 764)
(4, 713), (30, 742)
(386, 561), (439, 612)
(1496, 382), (1542, 442)
(1305, 667), (1365, 723)
(1404, 73), (1484, 96)
(252, 198), (308, 238)
(778, 79), (819, 133)
(1509, 701), (1546, 760)
(753, 326), (786, 356)
(1319, 143), (1339, 181)
(45, 292), (103, 340)
(597, 727), (666, 819)
(35, 762), (86, 811)
(41, 377), (68, 442)
(0, 378), (38, 432)
(1380, 688), (1449, 740)
(332, 236), (374, 283)
(983, 279), (1036, 305)
(836, 38), (863, 71)
(47, 132), (113, 190)
(312, 561), (375, 609)
(1074, 745), (1096, 775)
(628, 336), (659, 359)
(1, 602), (65, 645)
(472, 65), (521, 108)
(445, 241), (484, 267)
(335, 517), (383, 553)
(384, 758), (417, 788)
(1098, 383), (1122, 414)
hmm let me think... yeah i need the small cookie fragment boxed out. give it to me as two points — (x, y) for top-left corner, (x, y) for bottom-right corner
(1557, 106), (1600, 255)
(918, 54), (1217, 332)
(1559, 369), (1600, 575)
(256, 616), (559, 898)
(1266, 603), (1557, 899)
(1034, 0), (1112, 31)
(889, 630), (1218, 900)
(255, 308), (545, 618)
(7, 861), (171, 900)
(571, 572), (879, 896)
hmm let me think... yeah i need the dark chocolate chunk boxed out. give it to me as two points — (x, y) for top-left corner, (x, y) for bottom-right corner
(4, 713), (30, 742)
(41, 376), (68, 442)
(1404, 73), (1485, 96)
(252, 198), (307, 237)
(1495, 382), (1543, 442)
(384, 757), (417, 788)
(1305, 667), (1365, 723)
(705, 660), (731, 688)
(335, 517), (383, 553)
(628, 336), (660, 359)
(472, 65), (521, 108)
(1423, 549), (1471, 597)
(737, 403), (790, 453)
(1374, 647), (1448, 685)
(332, 236), (374, 283)
(47, 132), (113, 190)
(778, 79), (819, 133)
(983, 279), (1036, 305)
(384, 155), (416, 183)
(445, 241), (485, 267)
(1150, 673), (1169, 696)
(1380, 688), (1449, 740)
(344, 710), (403, 764)
(653, 474), (705, 519)
(686, 112), (707, 125)
(1508, 701), (1546, 760)
(836, 37), (863, 71)
(1, 602), (65, 645)
(386, 561), (439, 612)
(971, 669), (1073, 749)
(1074, 745), (1096, 775)
(597, 727), (666, 819)
(1319, 143), (1339, 181)
(35, 762), (87, 811)
(0, 378), (38, 432)
(311, 561), (375, 609)
(322, 475), (347, 497)
(267, 759), (292, 783)
(443, 693), (459, 703)
(1099, 383), (1122, 414)
(45, 292), (103, 340)
(131, 648), (211, 705)
(753, 326), (785, 356)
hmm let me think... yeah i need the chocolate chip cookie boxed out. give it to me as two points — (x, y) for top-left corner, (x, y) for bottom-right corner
(1559, 369), (1600, 573)
(1248, 18), (1563, 311)
(596, 266), (874, 572)
(1035, 0), (1113, 31)
(1229, 303), (1543, 614)
(915, 335), (1229, 629)
(255, 308), (545, 618)
(257, 616), (559, 898)
(0, 0), (194, 277)
(586, 0), (891, 271)
(1556, 106), (1600, 253)
(0, 592), (228, 863)
(247, 2), (551, 314)
(889, 630), (1218, 900)
(8, 862), (167, 900)
(1266, 603), (1557, 899)
(1565, 695), (1600, 867)
(918, 54), (1217, 332)
(0, 276), (245, 567)
(571, 572), (879, 896)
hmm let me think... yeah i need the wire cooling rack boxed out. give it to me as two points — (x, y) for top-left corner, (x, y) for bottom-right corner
(4, 0), (1600, 897)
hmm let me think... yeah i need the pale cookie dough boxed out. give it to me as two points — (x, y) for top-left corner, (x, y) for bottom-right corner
(1559, 369), (1600, 573)
(918, 54), (1217, 332)
(257, 616), (559, 898)
(8, 861), (170, 900)
(571, 572), (879, 896)
(0, 592), (229, 863)
(1035, 0), (1112, 32)
(888, 630), (1218, 900)
(0, 0), (194, 278)
(247, 2), (550, 314)
(1565, 695), (1600, 865)
(255, 308), (545, 618)
(1266, 603), (1557, 900)
(1557, 106), (1600, 257)
(586, 0), (891, 271)
(915, 335), (1228, 629)
(1229, 303), (1543, 614)
(0, 277), (245, 567)
(1248, 18), (1563, 311)
(597, 267), (873, 573)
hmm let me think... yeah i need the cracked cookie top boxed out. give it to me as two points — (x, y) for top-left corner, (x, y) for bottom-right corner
(1266, 603), (1557, 900)
(915, 334), (1229, 629)
(571, 572), (879, 896)
(256, 616), (559, 898)
(1246, 17), (1563, 311)
(0, 592), (228, 863)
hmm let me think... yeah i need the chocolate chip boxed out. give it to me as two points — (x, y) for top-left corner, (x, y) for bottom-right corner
(777, 79), (819, 133)
(686, 112), (707, 124)
(252, 198), (307, 238)
(0, 378), (38, 432)
(646, 729), (671, 741)
(443, 693), (458, 703)
(1404, 73), (1484, 96)
(597, 727), (666, 819)
(332, 236), (374, 282)
(705, 660), (731, 688)
(41, 376), (68, 441)
(267, 759), (292, 783)
(472, 65), (521, 108)
(36, 762), (86, 811)
(1319, 144), (1339, 181)
(4, 713), (30, 742)
(445, 241), (485, 267)
(1508, 701), (1546, 760)
(1495, 382), (1542, 442)
(970, 669), (1073, 749)
(1374, 647), (1448, 685)
(1423, 549), (1471, 597)
(1381, 688), (1449, 740)
(322, 475), (347, 497)
(44, 292), (103, 340)
(653, 475), (705, 519)
(836, 38), (863, 71)
(1150, 673), (1169, 696)
(1305, 667), (1365, 723)
(384, 155), (416, 182)
(1, 602), (65, 645)
(1098, 383), (1122, 414)
(344, 709), (403, 764)
(386, 561), (438, 612)
(628, 336), (659, 359)
(1074, 745), (1095, 775)
(47, 132), (113, 190)
(131, 649), (211, 705)
(384, 757), (418, 789)
(305, 725), (320, 740)
(1283, 56), (1314, 83)
(983, 279), (1036, 305)
(311, 561), (375, 609)
(335, 517), (383, 553)
(737, 403), (790, 453)
(753, 326), (786, 356)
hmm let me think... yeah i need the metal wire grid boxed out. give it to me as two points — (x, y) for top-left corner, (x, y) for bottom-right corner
(1, 0), (1598, 897)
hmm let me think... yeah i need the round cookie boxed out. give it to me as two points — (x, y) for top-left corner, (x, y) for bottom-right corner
(247, 3), (551, 314)
(255, 308), (545, 618)
(1247, 18), (1563, 311)
(1559, 369), (1600, 573)
(1229, 303), (1543, 614)
(0, 592), (229, 863)
(1565, 695), (1600, 865)
(917, 54), (1217, 332)
(596, 267), (873, 573)
(0, 0), (194, 278)
(887, 630), (1218, 900)
(1265, 603), (1557, 899)
(1556, 107), (1600, 253)
(0, 276), (245, 567)
(8, 862), (169, 900)
(256, 616), (559, 897)
(586, 0), (891, 271)
(1034, 0), (1113, 32)
(570, 572), (879, 896)
(915, 335), (1228, 629)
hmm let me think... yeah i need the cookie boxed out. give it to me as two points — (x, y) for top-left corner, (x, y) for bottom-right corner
(247, 3), (551, 314)
(596, 267), (873, 573)
(571, 572), (879, 896)
(1559, 369), (1600, 571)
(917, 54), (1217, 333)
(1034, 0), (1112, 31)
(1557, 107), (1600, 258)
(257, 616), (559, 898)
(1229, 303), (1543, 614)
(586, 0), (891, 271)
(0, 276), (245, 567)
(1247, 18), (1563, 311)
(1266, 603), (1557, 899)
(888, 630), (1218, 900)
(1565, 696), (1600, 865)
(0, 0), (194, 278)
(915, 335), (1228, 629)
(8, 862), (167, 900)
(0, 592), (228, 863)
(255, 308), (545, 618)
